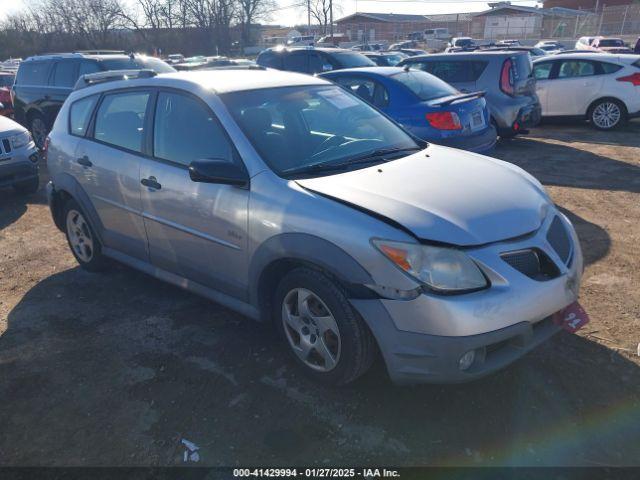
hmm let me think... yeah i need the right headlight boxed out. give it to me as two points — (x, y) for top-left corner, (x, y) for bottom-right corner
(372, 239), (488, 294)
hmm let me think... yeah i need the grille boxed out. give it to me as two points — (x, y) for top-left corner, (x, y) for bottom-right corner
(547, 216), (571, 264)
(501, 248), (560, 281)
(1, 138), (10, 155)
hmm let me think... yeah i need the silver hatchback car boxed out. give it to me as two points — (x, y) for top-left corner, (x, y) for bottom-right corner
(46, 68), (585, 385)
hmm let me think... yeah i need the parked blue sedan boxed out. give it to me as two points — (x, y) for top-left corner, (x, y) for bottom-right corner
(319, 67), (497, 153)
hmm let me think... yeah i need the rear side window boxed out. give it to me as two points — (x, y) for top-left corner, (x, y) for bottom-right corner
(16, 61), (51, 85)
(283, 52), (309, 73)
(417, 61), (487, 83)
(153, 92), (234, 166)
(333, 76), (389, 108)
(94, 91), (150, 153)
(53, 61), (77, 88)
(69, 95), (98, 137)
(558, 60), (595, 78)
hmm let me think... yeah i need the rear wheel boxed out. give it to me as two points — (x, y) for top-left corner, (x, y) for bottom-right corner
(29, 114), (48, 150)
(273, 268), (376, 386)
(63, 199), (107, 271)
(589, 99), (627, 130)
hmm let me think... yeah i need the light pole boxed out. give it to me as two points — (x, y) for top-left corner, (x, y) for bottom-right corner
(308, 0), (311, 36)
(329, 0), (333, 40)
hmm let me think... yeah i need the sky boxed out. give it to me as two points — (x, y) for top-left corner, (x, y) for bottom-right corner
(0, 0), (540, 28)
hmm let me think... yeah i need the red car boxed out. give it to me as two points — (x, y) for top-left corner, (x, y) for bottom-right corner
(0, 72), (16, 117)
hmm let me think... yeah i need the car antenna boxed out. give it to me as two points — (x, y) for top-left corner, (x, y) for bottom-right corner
(403, 64), (411, 72)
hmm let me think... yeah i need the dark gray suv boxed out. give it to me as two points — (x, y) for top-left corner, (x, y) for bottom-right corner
(12, 51), (175, 148)
(399, 51), (541, 138)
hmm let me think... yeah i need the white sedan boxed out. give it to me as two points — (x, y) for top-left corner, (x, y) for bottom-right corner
(533, 53), (640, 130)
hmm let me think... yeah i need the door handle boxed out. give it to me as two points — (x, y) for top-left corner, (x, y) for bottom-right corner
(77, 155), (92, 167)
(141, 176), (161, 190)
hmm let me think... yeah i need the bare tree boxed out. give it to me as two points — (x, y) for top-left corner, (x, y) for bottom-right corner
(237, 0), (275, 49)
(305, 0), (341, 35)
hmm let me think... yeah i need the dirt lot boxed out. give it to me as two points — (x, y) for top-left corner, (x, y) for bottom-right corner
(1, 121), (639, 467)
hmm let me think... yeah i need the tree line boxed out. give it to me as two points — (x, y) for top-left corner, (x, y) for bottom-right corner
(0, 0), (282, 60)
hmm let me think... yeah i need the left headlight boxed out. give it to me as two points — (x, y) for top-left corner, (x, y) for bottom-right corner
(372, 239), (488, 293)
(9, 131), (33, 150)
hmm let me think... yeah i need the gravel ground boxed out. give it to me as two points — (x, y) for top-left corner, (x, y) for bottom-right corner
(0, 121), (639, 466)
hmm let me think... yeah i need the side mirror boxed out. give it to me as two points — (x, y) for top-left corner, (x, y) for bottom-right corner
(0, 102), (4, 110)
(188, 158), (249, 187)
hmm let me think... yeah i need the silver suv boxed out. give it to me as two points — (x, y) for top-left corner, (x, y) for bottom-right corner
(46, 68), (584, 385)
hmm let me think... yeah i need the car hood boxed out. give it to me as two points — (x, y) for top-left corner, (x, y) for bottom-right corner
(0, 115), (25, 135)
(296, 145), (550, 246)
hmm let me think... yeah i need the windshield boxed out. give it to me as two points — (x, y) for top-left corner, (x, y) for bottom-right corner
(332, 52), (376, 68)
(221, 85), (419, 177)
(392, 70), (458, 101)
(598, 39), (624, 47)
(101, 56), (175, 73)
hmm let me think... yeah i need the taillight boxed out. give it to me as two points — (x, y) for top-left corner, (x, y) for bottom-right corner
(426, 111), (462, 130)
(616, 73), (640, 86)
(500, 58), (515, 96)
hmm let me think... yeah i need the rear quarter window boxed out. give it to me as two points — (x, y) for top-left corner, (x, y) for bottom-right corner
(69, 95), (99, 137)
(599, 62), (623, 74)
(415, 60), (487, 83)
(16, 61), (51, 85)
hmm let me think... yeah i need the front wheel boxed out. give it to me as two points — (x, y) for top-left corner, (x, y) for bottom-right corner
(63, 199), (108, 271)
(273, 268), (376, 386)
(29, 115), (48, 150)
(589, 99), (627, 131)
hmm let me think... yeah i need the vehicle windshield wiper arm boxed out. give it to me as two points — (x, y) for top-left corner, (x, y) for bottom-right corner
(285, 146), (421, 176)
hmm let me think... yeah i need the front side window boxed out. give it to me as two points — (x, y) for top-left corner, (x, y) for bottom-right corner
(558, 61), (595, 78)
(69, 95), (98, 137)
(533, 61), (554, 80)
(53, 61), (77, 88)
(392, 70), (458, 101)
(221, 85), (418, 177)
(94, 91), (150, 153)
(153, 92), (234, 166)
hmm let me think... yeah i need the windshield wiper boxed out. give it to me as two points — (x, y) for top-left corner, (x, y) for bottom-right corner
(284, 146), (421, 177)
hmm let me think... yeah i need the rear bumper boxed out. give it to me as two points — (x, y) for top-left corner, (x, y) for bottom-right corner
(434, 125), (497, 153)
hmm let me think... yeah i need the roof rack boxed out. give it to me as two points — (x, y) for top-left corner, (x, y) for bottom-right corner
(73, 69), (157, 90)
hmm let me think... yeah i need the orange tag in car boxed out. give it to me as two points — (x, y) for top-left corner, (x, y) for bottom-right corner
(552, 301), (590, 333)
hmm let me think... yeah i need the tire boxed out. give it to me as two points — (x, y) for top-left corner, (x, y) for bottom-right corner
(13, 176), (39, 194)
(29, 114), (48, 150)
(273, 267), (376, 386)
(588, 98), (627, 131)
(63, 199), (108, 272)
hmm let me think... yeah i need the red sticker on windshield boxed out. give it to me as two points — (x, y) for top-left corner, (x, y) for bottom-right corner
(553, 301), (590, 333)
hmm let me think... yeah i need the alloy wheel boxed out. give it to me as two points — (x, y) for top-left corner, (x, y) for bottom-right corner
(31, 118), (47, 149)
(281, 288), (341, 372)
(66, 209), (94, 263)
(592, 102), (621, 129)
